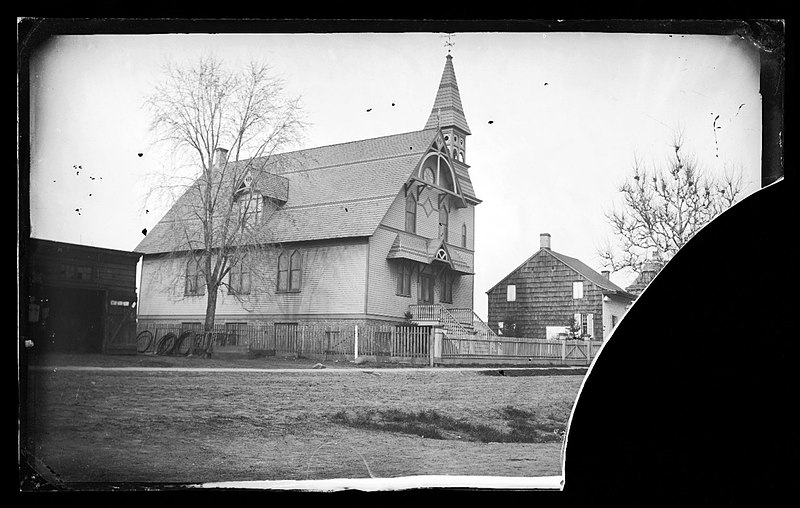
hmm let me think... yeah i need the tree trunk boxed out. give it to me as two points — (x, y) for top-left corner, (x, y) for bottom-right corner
(202, 285), (218, 357)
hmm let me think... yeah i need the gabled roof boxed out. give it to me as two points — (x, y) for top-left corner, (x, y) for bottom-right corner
(486, 248), (635, 300)
(135, 128), (478, 255)
(423, 55), (471, 135)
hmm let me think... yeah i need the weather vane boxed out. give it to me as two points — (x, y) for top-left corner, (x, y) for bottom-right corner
(442, 33), (455, 54)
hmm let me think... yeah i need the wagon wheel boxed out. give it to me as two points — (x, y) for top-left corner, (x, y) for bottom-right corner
(155, 332), (177, 355)
(191, 332), (211, 357)
(174, 330), (194, 356)
(136, 330), (153, 354)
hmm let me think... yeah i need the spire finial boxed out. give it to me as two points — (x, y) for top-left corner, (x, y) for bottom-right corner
(442, 32), (455, 55)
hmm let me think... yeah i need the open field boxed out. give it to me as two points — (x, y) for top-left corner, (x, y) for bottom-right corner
(21, 353), (585, 490)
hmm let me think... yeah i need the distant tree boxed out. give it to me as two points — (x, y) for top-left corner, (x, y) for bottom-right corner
(599, 131), (745, 274)
(143, 55), (306, 344)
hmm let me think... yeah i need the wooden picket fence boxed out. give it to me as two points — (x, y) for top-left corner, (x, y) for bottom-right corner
(136, 322), (602, 365)
(136, 322), (431, 362)
(440, 335), (602, 364)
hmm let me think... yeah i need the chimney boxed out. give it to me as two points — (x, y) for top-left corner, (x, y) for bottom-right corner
(601, 270), (611, 279)
(540, 233), (551, 250)
(213, 147), (229, 167)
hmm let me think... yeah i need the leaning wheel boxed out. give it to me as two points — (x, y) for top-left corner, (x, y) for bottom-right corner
(136, 330), (153, 353)
(175, 330), (194, 356)
(155, 332), (177, 355)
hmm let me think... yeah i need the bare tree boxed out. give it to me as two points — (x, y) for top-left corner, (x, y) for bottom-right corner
(143, 55), (306, 339)
(599, 131), (745, 274)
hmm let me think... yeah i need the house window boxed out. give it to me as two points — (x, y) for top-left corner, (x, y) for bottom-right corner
(497, 321), (504, 336)
(461, 223), (467, 248)
(277, 250), (302, 292)
(573, 281), (584, 299)
(228, 260), (251, 295)
(185, 258), (205, 296)
(507, 284), (516, 302)
(405, 193), (417, 234)
(441, 272), (454, 303)
(573, 313), (594, 337)
(396, 261), (412, 297)
(439, 204), (449, 242)
(236, 191), (264, 227)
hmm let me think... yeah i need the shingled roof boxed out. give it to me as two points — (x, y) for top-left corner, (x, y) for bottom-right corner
(423, 54), (471, 135)
(135, 128), (479, 255)
(487, 248), (635, 300)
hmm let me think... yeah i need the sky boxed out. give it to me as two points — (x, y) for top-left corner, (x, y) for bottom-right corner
(26, 28), (764, 320)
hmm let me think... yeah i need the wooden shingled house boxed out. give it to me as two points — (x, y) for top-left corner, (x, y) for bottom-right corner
(486, 233), (636, 341)
(134, 55), (483, 337)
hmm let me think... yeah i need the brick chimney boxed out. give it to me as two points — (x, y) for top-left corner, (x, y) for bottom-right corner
(601, 270), (611, 279)
(213, 147), (229, 167)
(540, 233), (551, 250)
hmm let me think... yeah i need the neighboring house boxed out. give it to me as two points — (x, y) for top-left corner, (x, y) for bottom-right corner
(134, 55), (481, 332)
(486, 233), (635, 341)
(625, 253), (665, 298)
(24, 238), (141, 353)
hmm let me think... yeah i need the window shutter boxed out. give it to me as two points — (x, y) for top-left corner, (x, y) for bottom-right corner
(574, 313), (581, 336)
(586, 313), (594, 338)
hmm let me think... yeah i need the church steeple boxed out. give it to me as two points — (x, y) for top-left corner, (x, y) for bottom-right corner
(424, 54), (471, 164)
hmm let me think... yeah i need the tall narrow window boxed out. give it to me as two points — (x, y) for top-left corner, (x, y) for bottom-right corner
(277, 252), (289, 292)
(277, 250), (302, 292)
(441, 272), (454, 303)
(228, 260), (251, 295)
(461, 223), (467, 248)
(405, 193), (417, 234)
(439, 204), (449, 242)
(396, 261), (412, 297)
(507, 284), (516, 302)
(290, 250), (302, 291)
(185, 258), (205, 296)
(573, 281), (584, 299)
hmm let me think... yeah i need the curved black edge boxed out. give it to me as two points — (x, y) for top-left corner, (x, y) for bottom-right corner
(563, 179), (792, 500)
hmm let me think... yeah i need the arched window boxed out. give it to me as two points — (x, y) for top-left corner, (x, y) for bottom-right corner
(461, 223), (467, 248)
(439, 204), (449, 242)
(405, 193), (417, 234)
(277, 250), (302, 292)
(290, 251), (302, 291)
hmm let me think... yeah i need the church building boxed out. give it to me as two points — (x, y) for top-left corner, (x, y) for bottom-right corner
(134, 55), (482, 335)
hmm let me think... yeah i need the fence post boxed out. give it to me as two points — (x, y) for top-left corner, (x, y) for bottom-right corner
(561, 338), (566, 361)
(586, 337), (591, 365)
(354, 325), (359, 359)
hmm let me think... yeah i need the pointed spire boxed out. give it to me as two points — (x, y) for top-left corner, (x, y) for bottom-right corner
(424, 54), (471, 135)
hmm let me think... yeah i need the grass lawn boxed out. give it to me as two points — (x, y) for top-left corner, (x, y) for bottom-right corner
(20, 353), (585, 490)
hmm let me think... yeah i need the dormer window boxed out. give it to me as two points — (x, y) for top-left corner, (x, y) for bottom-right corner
(236, 191), (264, 227)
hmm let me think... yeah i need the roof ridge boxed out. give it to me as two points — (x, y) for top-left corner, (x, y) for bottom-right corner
(278, 150), (426, 176)
(547, 249), (627, 293)
(239, 128), (436, 168)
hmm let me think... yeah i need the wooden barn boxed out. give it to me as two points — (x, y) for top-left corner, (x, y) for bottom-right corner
(486, 233), (635, 341)
(134, 55), (482, 339)
(24, 238), (141, 354)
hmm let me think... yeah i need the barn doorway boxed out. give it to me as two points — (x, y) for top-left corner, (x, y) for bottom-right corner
(38, 286), (104, 353)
